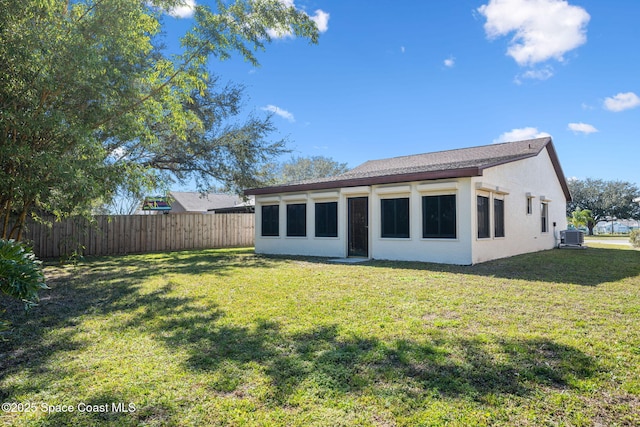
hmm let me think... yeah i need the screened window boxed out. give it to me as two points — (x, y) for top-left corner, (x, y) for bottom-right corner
(541, 202), (549, 233)
(315, 202), (338, 237)
(381, 198), (410, 238)
(287, 204), (306, 237)
(477, 195), (490, 238)
(422, 195), (456, 238)
(494, 198), (505, 238)
(261, 205), (279, 236)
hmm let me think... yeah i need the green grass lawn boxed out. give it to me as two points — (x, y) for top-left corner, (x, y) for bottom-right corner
(1, 247), (639, 426)
(584, 235), (637, 250)
(584, 234), (632, 239)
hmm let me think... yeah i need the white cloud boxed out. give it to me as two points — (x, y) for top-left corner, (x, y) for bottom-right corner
(478, 0), (590, 66)
(266, 26), (293, 39)
(514, 65), (554, 84)
(108, 146), (128, 162)
(568, 122), (598, 134)
(310, 9), (330, 33)
(262, 105), (295, 122)
(444, 56), (455, 67)
(267, 1), (329, 39)
(400, 46), (406, 54)
(603, 92), (640, 112)
(494, 127), (551, 143)
(166, 0), (196, 18)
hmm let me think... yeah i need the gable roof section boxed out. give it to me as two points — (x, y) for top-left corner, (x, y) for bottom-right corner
(245, 138), (571, 201)
(170, 192), (242, 212)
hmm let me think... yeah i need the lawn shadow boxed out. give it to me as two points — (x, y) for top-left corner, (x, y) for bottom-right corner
(65, 247), (269, 283)
(291, 247), (639, 287)
(1, 246), (603, 421)
(0, 248), (270, 398)
(132, 291), (597, 404)
(459, 247), (637, 286)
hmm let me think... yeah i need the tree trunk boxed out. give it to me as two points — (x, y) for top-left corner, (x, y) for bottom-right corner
(7, 201), (31, 241)
(1, 199), (12, 240)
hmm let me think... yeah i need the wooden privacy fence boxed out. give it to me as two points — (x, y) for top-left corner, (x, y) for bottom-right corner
(23, 213), (255, 258)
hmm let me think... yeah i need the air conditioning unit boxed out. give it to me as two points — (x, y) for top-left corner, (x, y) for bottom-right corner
(559, 230), (584, 248)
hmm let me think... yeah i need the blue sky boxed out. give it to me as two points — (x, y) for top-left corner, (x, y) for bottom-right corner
(163, 0), (639, 187)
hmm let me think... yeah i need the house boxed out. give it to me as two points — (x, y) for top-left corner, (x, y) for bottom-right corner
(139, 192), (249, 214)
(244, 137), (571, 265)
(208, 198), (255, 214)
(595, 220), (638, 234)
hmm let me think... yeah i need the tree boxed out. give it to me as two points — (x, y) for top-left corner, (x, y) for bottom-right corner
(265, 155), (350, 185)
(93, 191), (143, 215)
(0, 0), (320, 240)
(567, 208), (594, 234)
(567, 178), (640, 234)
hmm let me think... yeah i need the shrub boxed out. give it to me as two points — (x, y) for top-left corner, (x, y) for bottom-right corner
(0, 239), (48, 310)
(630, 229), (640, 248)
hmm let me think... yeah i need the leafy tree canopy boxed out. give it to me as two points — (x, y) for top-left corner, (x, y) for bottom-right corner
(567, 207), (595, 234)
(0, 0), (320, 239)
(567, 178), (640, 225)
(263, 155), (350, 185)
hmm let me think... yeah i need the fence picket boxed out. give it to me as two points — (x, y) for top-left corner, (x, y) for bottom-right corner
(22, 214), (254, 258)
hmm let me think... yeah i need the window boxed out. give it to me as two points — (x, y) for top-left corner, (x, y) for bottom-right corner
(315, 202), (338, 237)
(541, 202), (548, 233)
(261, 205), (279, 236)
(381, 198), (410, 238)
(494, 198), (505, 238)
(526, 196), (533, 215)
(287, 203), (306, 237)
(477, 195), (490, 238)
(422, 195), (456, 238)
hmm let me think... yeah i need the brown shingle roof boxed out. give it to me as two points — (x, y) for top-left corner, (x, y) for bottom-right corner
(245, 138), (571, 200)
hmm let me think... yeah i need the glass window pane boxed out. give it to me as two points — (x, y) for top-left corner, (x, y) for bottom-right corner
(381, 198), (410, 238)
(423, 195), (456, 238)
(287, 204), (306, 237)
(261, 205), (279, 236)
(315, 202), (337, 237)
(494, 198), (505, 237)
(440, 195), (456, 238)
(477, 196), (490, 238)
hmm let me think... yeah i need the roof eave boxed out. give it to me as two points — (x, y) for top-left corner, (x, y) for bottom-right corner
(543, 140), (572, 202)
(244, 167), (482, 196)
(477, 138), (571, 202)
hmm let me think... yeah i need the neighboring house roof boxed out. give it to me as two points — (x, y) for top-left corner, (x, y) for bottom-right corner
(208, 197), (255, 213)
(245, 138), (571, 200)
(169, 192), (243, 213)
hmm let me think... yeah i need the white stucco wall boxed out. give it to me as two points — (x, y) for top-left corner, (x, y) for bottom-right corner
(254, 179), (475, 264)
(470, 147), (568, 263)
(253, 147), (568, 264)
(255, 191), (346, 257)
(369, 179), (473, 265)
